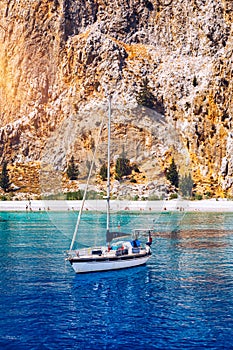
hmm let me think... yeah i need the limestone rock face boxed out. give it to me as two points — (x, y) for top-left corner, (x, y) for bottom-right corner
(0, 0), (233, 197)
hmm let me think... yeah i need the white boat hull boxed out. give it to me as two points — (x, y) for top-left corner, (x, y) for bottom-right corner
(69, 254), (151, 274)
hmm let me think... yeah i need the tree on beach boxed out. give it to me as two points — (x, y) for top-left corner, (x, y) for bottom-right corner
(99, 163), (107, 181)
(66, 156), (79, 180)
(0, 161), (11, 192)
(179, 173), (193, 197)
(166, 158), (179, 188)
(115, 156), (131, 180)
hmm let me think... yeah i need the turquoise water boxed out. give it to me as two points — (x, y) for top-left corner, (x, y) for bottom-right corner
(0, 211), (233, 349)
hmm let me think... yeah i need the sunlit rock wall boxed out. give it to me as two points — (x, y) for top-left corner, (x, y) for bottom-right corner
(0, 0), (232, 196)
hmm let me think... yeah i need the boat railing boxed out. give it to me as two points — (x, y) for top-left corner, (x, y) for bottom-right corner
(77, 248), (92, 256)
(67, 248), (92, 258)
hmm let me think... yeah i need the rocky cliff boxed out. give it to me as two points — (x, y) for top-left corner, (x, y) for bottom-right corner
(0, 0), (232, 198)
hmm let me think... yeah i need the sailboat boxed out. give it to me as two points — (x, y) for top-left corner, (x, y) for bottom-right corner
(66, 96), (152, 273)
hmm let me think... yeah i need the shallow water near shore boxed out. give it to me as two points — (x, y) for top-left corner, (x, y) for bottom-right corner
(0, 211), (233, 349)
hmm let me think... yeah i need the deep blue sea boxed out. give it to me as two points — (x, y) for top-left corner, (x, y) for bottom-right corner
(0, 210), (233, 350)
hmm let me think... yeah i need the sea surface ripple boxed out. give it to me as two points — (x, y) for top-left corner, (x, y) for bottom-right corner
(0, 211), (233, 349)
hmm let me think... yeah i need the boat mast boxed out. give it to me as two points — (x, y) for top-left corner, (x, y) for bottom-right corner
(106, 95), (111, 243)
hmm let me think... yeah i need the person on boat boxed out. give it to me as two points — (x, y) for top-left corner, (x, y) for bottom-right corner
(146, 232), (152, 246)
(131, 239), (140, 248)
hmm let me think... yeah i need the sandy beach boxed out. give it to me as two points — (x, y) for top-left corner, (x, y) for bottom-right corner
(0, 198), (233, 212)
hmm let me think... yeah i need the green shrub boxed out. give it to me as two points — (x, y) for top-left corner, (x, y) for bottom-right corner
(148, 195), (160, 201)
(195, 193), (203, 200)
(66, 190), (104, 200)
(0, 161), (10, 192)
(42, 193), (65, 200)
(169, 193), (178, 199)
(66, 190), (84, 200)
(205, 191), (212, 199)
(99, 163), (107, 181)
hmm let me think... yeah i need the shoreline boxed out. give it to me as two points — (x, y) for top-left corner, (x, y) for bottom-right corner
(0, 199), (233, 212)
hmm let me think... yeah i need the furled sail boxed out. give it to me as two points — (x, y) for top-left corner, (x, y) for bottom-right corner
(106, 231), (131, 243)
